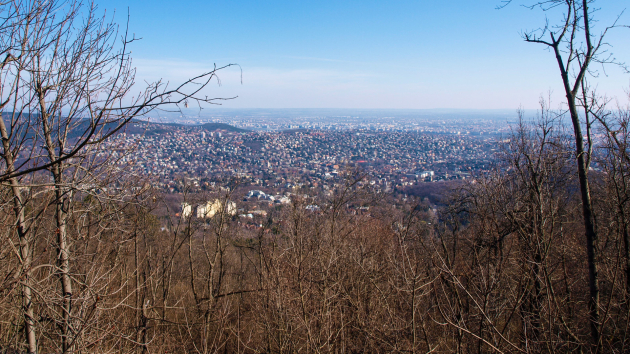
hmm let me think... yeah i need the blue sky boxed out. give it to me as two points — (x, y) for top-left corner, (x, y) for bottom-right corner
(104, 0), (629, 109)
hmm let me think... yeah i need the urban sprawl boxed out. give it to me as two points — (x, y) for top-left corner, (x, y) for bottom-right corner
(102, 119), (503, 195)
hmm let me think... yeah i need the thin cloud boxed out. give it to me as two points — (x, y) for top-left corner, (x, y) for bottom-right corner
(276, 55), (372, 66)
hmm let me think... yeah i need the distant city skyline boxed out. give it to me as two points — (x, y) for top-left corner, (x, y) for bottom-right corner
(106, 0), (629, 109)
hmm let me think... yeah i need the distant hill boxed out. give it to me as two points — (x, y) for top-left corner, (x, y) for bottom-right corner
(200, 123), (247, 132)
(128, 120), (248, 135)
(2, 116), (248, 143)
(282, 128), (309, 134)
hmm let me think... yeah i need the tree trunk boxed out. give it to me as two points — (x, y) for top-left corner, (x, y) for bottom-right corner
(1, 114), (37, 354)
(53, 167), (73, 354)
(14, 181), (37, 354)
(567, 96), (599, 345)
(549, 29), (600, 344)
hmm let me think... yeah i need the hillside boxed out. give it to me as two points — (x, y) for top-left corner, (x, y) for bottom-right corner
(200, 122), (248, 132)
(124, 120), (248, 136)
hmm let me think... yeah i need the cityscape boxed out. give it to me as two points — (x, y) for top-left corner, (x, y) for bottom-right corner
(151, 108), (519, 133)
(102, 110), (508, 195)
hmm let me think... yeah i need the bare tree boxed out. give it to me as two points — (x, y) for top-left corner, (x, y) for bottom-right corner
(501, 0), (629, 345)
(433, 105), (583, 352)
(0, 0), (236, 352)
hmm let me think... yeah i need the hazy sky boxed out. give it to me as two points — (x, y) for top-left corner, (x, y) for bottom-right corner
(104, 0), (629, 110)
